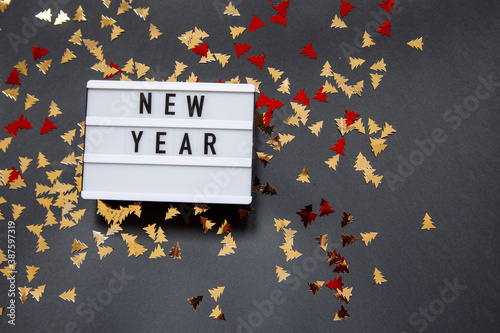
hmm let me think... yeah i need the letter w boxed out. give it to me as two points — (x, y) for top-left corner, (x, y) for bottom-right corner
(187, 95), (204, 117)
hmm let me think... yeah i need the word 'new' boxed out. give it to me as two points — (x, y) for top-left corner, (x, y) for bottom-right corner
(140, 92), (205, 116)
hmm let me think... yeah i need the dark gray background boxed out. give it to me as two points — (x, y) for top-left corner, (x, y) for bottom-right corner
(0, 0), (499, 332)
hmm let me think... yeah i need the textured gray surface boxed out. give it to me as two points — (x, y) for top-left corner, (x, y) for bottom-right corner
(0, 0), (499, 332)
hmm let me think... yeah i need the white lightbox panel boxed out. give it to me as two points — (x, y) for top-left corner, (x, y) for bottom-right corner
(81, 80), (255, 204)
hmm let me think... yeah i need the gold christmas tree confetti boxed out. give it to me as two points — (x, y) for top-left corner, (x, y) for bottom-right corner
(194, 203), (210, 215)
(90, 45), (104, 61)
(149, 244), (166, 259)
(296, 167), (310, 183)
(421, 213), (436, 230)
(154, 226), (168, 243)
(36, 235), (50, 252)
(362, 31), (375, 47)
(380, 122), (396, 138)
(71, 252), (87, 268)
(111, 25), (125, 41)
(0, 137), (12, 153)
(149, 23), (163, 39)
(370, 73), (383, 89)
(322, 80), (337, 93)
(12, 204), (25, 221)
(224, 2), (240, 16)
(321, 61), (333, 77)
(370, 137), (387, 157)
(277, 77), (291, 94)
(408, 37), (423, 50)
(61, 129), (76, 145)
(37, 59), (52, 74)
(71, 239), (88, 253)
(370, 58), (387, 72)
(349, 57), (365, 70)
(331, 15), (347, 28)
(276, 265), (290, 282)
(308, 281), (325, 295)
(209, 286), (225, 302)
(101, 15), (117, 28)
(19, 286), (31, 304)
(69, 29), (82, 45)
(308, 121), (323, 136)
(215, 53), (230, 68)
(201, 216), (215, 233)
(19, 157), (32, 174)
(143, 223), (157, 240)
(59, 288), (76, 302)
(26, 265), (39, 283)
(98, 245), (114, 259)
(73, 6), (86, 22)
(24, 94), (39, 110)
(373, 267), (387, 285)
(256, 152), (273, 167)
(135, 62), (150, 79)
(102, 0), (111, 8)
(61, 48), (77, 64)
(134, 7), (149, 20)
(268, 67), (283, 82)
(37, 152), (50, 168)
(168, 242), (181, 259)
(217, 220), (233, 235)
(93, 230), (108, 247)
(325, 155), (340, 170)
(360, 232), (378, 245)
(279, 133), (294, 146)
(14, 60), (28, 76)
(26, 224), (43, 237)
(54, 10), (70, 25)
(117, 0), (132, 15)
(315, 234), (328, 251)
(274, 218), (291, 232)
(209, 305), (226, 321)
(368, 118), (381, 134)
(30, 285), (46, 302)
(2, 87), (19, 101)
(36, 9), (52, 22)
(219, 233), (237, 256)
(229, 26), (246, 39)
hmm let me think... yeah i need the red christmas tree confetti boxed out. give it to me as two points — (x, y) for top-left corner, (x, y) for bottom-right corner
(325, 276), (343, 292)
(40, 117), (57, 135)
(191, 42), (209, 57)
(248, 14), (265, 32)
(319, 199), (335, 216)
(234, 43), (252, 58)
(248, 54), (266, 69)
(344, 110), (360, 126)
(379, 0), (395, 14)
(376, 19), (391, 36)
(300, 42), (317, 59)
(3, 114), (32, 137)
(312, 86), (328, 103)
(330, 137), (346, 155)
(270, 13), (287, 26)
(5, 69), (21, 85)
(293, 89), (310, 105)
(340, 0), (355, 18)
(270, 0), (289, 26)
(32, 45), (49, 61)
(8, 167), (23, 183)
(296, 204), (318, 228)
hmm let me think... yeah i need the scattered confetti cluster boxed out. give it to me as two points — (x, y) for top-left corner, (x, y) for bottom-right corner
(0, 0), (427, 328)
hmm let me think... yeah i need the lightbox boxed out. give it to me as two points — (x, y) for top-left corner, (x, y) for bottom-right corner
(81, 80), (255, 204)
